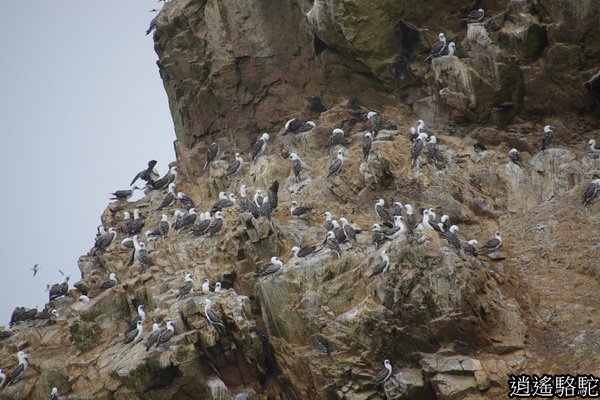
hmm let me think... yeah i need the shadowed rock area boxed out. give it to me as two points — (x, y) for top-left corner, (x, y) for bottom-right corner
(2, 0), (600, 399)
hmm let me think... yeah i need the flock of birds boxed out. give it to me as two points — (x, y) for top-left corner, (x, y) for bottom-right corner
(2, 8), (600, 400)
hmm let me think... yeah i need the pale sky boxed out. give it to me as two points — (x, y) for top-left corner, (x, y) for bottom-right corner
(0, 2), (175, 324)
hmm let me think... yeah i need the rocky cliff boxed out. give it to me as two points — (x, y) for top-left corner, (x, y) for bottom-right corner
(2, 0), (600, 399)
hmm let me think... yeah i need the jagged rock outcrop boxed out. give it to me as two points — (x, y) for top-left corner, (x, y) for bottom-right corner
(2, 0), (600, 399)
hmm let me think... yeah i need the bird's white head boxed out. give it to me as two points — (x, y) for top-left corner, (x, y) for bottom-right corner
(441, 215), (449, 222)
(327, 231), (335, 239)
(184, 273), (193, 281)
(215, 282), (221, 291)
(189, 208), (197, 214)
(495, 231), (501, 238)
(543, 125), (553, 133)
(261, 133), (270, 141)
(166, 321), (175, 330)
(228, 193), (236, 201)
(372, 223), (381, 230)
(139, 242), (146, 250)
(235, 153), (242, 160)
(285, 118), (296, 129)
(51, 309), (60, 317)
(110, 272), (117, 281)
(439, 33), (445, 40)
(324, 211), (333, 219)
(429, 135), (437, 144)
(468, 239), (478, 245)
(478, 8), (484, 12)
(339, 217), (349, 225)
(291, 201), (298, 207)
(365, 132), (372, 139)
(376, 198), (385, 206)
(367, 111), (377, 120)
(152, 323), (159, 331)
(307, 121), (316, 127)
(138, 305), (145, 313)
(290, 152), (299, 160)
(405, 204), (413, 213)
(333, 128), (344, 135)
(291, 246), (300, 255)
(161, 214), (169, 222)
(384, 359), (392, 369)
(449, 225), (459, 233)
(168, 182), (176, 192)
(123, 211), (131, 219)
(509, 148), (518, 155)
(270, 256), (279, 263)
(215, 211), (224, 219)
(51, 388), (58, 396)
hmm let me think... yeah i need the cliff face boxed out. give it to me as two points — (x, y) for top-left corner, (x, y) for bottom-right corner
(2, 1), (600, 399)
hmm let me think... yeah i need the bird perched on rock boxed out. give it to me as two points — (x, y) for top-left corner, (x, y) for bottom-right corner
(177, 192), (195, 209)
(323, 211), (335, 231)
(440, 41), (456, 56)
(176, 208), (197, 233)
(425, 33), (446, 60)
(411, 132), (428, 166)
(326, 150), (345, 178)
(100, 272), (118, 290)
(480, 231), (502, 252)
(291, 245), (319, 258)
(130, 209), (143, 235)
(441, 225), (461, 249)
(369, 250), (390, 277)
(204, 142), (220, 171)
(211, 192), (236, 212)
(374, 199), (391, 224)
(202, 279), (210, 293)
(582, 179), (600, 205)
(405, 204), (415, 234)
(373, 359), (393, 387)
(123, 321), (143, 345)
(149, 166), (177, 191)
(427, 135), (442, 166)
(339, 217), (359, 246)
(587, 139), (600, 153)
(190, 212), (212, 237)
(204, 299), (225, 329)
(208, 211), (224, 236)
(94, 227), (117, 252)
(367, 111), (383, 137)
(290, 153), (303, 181)
(156, 183), (177, 211)
(214, 282), (222, 292)
(132, 236), (149, 269)
(268, 181), (279, 210)
(462, 8), (485, 22)
(48, 387), (59, 400)
(371, 224), (390, 248)
(226, 153), (244, 177)
(327, 128), (344, 152)
(388, 201), (404, 218)
(252, 133), (270, 162)
(384, 216), (406, 240)
(283, 118), (316, 135)
(156, 321), (175, 347)
(255, 257), (283, 278)
(110, 185), (140, 202)
(150, 214), (170, 239)
(0, 368), (4, 387)
(126, 305), (146, 333)
(508, 148), (524, 168)
(323, 231), (342, 258)
(463, 239), (478, 256)
(130, 160), (159, 186)
(290, 201), (312, 217)
(0, 328), (13, 341)
(49, 276), (70, 301)
(6, 351), (28, 386)
(541, 125), (553, 152)
(146, 323), (160, 351)
(179, 273), (194, 297)
(362, 132), (373, 160)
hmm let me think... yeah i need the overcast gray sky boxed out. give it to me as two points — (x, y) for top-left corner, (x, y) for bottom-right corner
(0, 2), (175, 324)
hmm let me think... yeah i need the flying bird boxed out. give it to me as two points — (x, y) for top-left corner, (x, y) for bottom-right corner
(130, 160), (159, 186)
(31, 264), (39, 277)
(204, 142), (220, 170)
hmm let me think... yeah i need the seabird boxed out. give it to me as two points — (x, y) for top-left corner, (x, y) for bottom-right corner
(480, 231), (502, 252)
(462, 8), (485, 22)
(369, 249), (390, 277)
(146, 15), (158, 35)
(126, 305), (146, 333)
(405, 204), (415, 234)
(268, 181), (279, 209)
(541, 125), (553, 152)
(94, 227), (117, 252)
(252, 133), (270, 162)
(172, 210), (184, 231)
(110, 185), (140, 201)
(190, 212), (212, 237)
(441, 225), (461, 249)
(259, 195), (274, 224)
(339, 217), (359, 245)
(210, 282), (220, 293)
(7, 351), (28, 385)
(371, 224), (390, 248)
(157, 214), (171, 237)
(440, 215), (450, 232)
(226, 153), (244, 177)
(582, 179), (600, 205)
(411, 132), (428, 166)
(238, 185), (254, 213)
(145, 323), (161, 351)
(204, 142), (220, 170)
(416, 119), (428, 137)
(156, 183), (177, 210)
(384, 216), (406, 240)
(324, 231), (342, 258)
(48, 387), (59, 400)
(331, 220), (347, 243)
(36, 306), (57, 320)
(417, 209), (433, 231)
(208, 211), (224, 236)
(463, 239), (478, 256)
(202, 278), (210, 293)
(156, 321), (175, 347)
(508, 148), (524, 168)
(123, 320), (143, 345)
(132, 236), (149, 269)
(79, 295), (90, 303)
(388, 201), (404, 218)
(130, 209), (143, 235)
(373, 359), (393, 387)
(427, 135), (442, 165)
(0, 369), (5, 387)
(587, 139), (600, 153)
(290, 153), (303, 180)
(179, 273), (194, 297)
(327, 128), (344, 152)
(0, 328), (13, 341)
(149, 166), (177, 191)
(409, 126), (418, 141)
(49, 276), (70, 301)
(425, 33), (446, 60)
(367, 111), (383, 137)
(291, 245), (319, 258)
(31, 263), (39, 277)
(326, 150), (345, 178)
(255, 257), (283, 278)
(440, 42), (456, 56)
(212, 192), (236, 212)
(10, 307), (26, 326)
(176, 208), (197, 233)
(290, 201), (312, 217)
(253, 190), (264, 208)
(204, 299), (225, 328)
(21, 306), (38, 321)
(130, 160), (159, 186)
(362, 132), (373, 160)
(283, 118), (316, 135)
(323, 211), (335, 231)
(177, 192), (195, 208)
(100, 272), (118, 290)
(374, 199), (391, 222)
